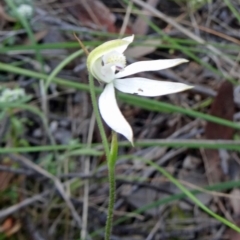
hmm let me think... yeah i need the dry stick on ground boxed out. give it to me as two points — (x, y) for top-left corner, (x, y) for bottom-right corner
(114, 120), (200, 209)
(1, 169), (240, 221)
(0, 172), (106, 221)
(119, 0), (133, 36)
(1, 156), (240, 222)
(145, 216), (163, 240)
(201, 149), (235, 223)
(81, 113), (95, 240)
(140, 120), (201, 179)
(8, 154), (82, 228)
(180, 179), (240, 201)
(72, 32), (93, 239)
(132, 0), (159, 35)
(0, 166), (107, 180)
(0, 191), (49, 219)
(181, 20), (240, 45)
(0, 165), (33, 176)
(131, 0), (237, 67)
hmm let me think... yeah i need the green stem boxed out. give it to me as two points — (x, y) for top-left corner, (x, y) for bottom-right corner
(88, 73), (110, 158)
(105, 132), (118, 240)
(88, 72), (118, 239)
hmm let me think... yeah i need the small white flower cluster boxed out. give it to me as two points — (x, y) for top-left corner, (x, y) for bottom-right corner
(16, 4), (33, 18)
(0, 88), (26, 102)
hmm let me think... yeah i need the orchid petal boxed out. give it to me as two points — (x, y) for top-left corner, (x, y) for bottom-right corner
(115, 59), (188, 78)
(99, 82), (133, 143)
(114, 77), (193, 97)
(122, 35), (134, 43)
(87, 35), (134, 76)
(92, 58), (115, 83)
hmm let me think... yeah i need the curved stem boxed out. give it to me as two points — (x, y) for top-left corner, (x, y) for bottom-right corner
(105, 131), (118, 240)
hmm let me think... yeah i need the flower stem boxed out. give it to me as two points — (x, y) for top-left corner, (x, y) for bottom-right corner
(88, 73), (118, 239)
(88, 73), (110, 158)
(105, 131), (118, 240)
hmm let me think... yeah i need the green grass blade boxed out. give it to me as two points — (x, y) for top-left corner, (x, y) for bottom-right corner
(0, 139), (239, 153)
(0, 62), (240, 131)
(223, 0), (240, 23)
(45, 49), (84, 90)
(146, 160), (240, 232)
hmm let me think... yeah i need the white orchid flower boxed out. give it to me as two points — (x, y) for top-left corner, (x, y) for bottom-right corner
(87, 35), (192, 144)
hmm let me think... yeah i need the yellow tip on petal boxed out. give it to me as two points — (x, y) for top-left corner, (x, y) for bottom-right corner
(185, 85), (194, 90)
(130, 138), (135, 147)
(122, 35), (134, 42)
(180, 59), (189, 63)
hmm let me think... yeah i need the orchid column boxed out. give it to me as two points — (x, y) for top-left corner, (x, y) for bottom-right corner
(86, 35), (192, 240)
